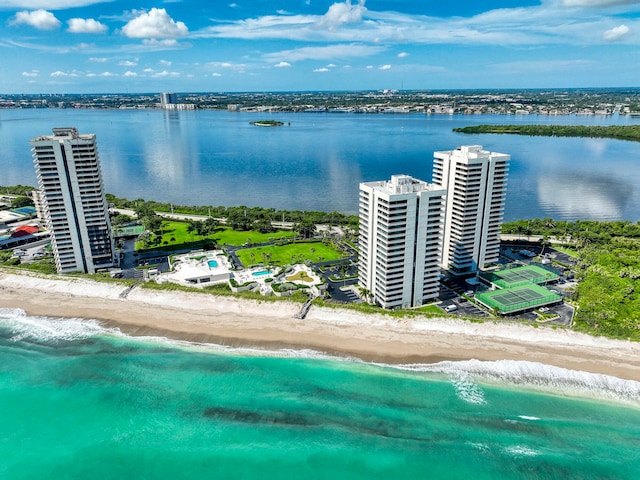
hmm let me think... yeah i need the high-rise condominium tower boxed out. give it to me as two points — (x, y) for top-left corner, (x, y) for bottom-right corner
(358, 175), (446, 309)
(30, 127), (114, 274)
(433, 145), (510, 275)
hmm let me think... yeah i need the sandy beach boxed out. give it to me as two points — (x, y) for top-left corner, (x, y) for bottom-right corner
(1, 270), (639, 381)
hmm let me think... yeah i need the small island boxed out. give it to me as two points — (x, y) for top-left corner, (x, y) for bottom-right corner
(453, 124), (640, 142)
(250, 120), (285, 127)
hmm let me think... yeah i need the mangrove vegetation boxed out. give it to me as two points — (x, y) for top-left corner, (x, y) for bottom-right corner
(453, 124), (640, 142)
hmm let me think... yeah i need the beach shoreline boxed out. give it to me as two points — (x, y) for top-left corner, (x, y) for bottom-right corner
(1, 270), (639, 381)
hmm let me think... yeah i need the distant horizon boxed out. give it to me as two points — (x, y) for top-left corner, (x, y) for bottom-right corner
(2, 1), (639, 94)
(3, 86), (640, 97)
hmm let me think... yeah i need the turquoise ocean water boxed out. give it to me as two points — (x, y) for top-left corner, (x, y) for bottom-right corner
(1, 308), (639, 480)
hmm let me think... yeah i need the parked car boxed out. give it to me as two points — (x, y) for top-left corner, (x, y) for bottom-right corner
(464, 290), (474, 296)
(444, 304), (458, 312)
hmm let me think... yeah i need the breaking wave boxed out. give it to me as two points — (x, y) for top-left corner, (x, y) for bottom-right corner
(398, 359), (640, 404)
(2, 309), (639, 405)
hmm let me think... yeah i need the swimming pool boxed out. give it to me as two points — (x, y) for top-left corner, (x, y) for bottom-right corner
(252, 270), (271, 277)
(207, 260), (219, 269)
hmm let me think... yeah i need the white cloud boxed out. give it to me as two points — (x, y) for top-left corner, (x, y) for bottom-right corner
(603, 24), (631, 41)
(274, 61), (291, 67)
(193, 2), (640, 49)
(67, 18), (107, 34)
(397, 52), (409, 58)
(0, 1), (111, 8)
(206, 61), (246, 71)
(263, 44), (384, 63)
(318, 0), (367, 29)
(121, 8), (188, 39)
(22, 70), (38, 77)
(560, 0), (640, 7)
(94, 72), (115, 78)
(50, 70), (80, 77)
(366, 65), (373, 69)
(142, 38), (180, 47)
(152, 70), (180, 77)
(326, 63), (337, 67)
(313, 67), (329, 72)
(124, 71), (137, 76)
(212, 72), (222, 76)
(159, 59), (172, 66)
(379, 64), (391, 70)
(11, 10), (60, 30)
(89, 57), (107, 62)
(119, 60), (137, 66)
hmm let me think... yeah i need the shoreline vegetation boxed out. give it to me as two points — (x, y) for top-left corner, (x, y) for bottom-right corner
(1, 269), (640, 381)
(2, 186), (639, 342)
(250, 120), (285, 127)
(453, 124), (640, 142)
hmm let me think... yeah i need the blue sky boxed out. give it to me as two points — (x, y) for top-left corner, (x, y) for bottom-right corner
(1, 0), (639, 93)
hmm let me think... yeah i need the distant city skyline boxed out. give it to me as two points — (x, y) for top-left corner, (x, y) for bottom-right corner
(1, 1), (639, 93)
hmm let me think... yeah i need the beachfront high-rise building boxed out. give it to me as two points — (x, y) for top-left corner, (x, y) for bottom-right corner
(358, 175), (446, 309)
(433, 145), (510, 276)
(30, 128), (115, 274)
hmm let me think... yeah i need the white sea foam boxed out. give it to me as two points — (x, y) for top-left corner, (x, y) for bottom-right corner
(448, 370), (487, 405)
(0, 308), (121, 343)
(2, 309), (639, 405)
(0, 309), (352, 361)
(504, 445), (539, 457)
(518, 415), (541, 421)
(397, 359), (640, 404)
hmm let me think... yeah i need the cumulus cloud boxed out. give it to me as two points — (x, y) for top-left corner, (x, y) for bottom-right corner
(11, 10), (60, 30)
(603, 24), (631, 41)
(119, 60), (137, 66)
(121, 8), (188, 38)
(313, 67), (329, 72)
(22, 70), (38, 77)
(274, 61), (291, 67)
(86, 71), (116, 77)
(50, 70), (80, 77)
(67, 18), (107, 33)
(89, 57), (107, 62)
(212, 72), (222, 76)
(318, 0), (367, 29)
(152, 70), (180, 77)
(159, 59), (172, 66)
(397, 52), (409, 58)
(124, 71), (137, 76)
(379, 64), (391, 70)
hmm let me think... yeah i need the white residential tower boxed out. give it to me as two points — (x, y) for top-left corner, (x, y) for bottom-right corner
(433, 145), (510, 275)
(31, 127), (115, 274)
(358, 175), (446, 309)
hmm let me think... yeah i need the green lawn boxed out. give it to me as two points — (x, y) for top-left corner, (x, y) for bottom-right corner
(137, 221), (297, 250)
(237, 241), (346, 267)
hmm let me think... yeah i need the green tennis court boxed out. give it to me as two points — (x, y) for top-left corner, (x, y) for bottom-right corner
(480, 264), (558, 289)
(476, 284), (561, 314)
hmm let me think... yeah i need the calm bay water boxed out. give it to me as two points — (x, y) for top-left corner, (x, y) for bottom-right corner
(1, 309), (640, 480)
(1, 108), (639, 221)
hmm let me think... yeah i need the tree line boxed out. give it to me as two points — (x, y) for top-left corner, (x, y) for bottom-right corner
(502, 218), (640, 246)
(106, 194), (358, 229)
(453, 124), (640, 142)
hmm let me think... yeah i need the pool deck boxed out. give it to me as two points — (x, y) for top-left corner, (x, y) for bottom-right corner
(158, 250), (232, 287)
